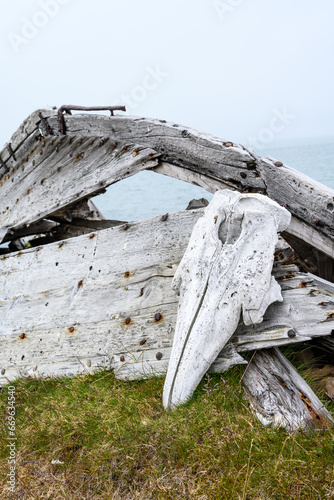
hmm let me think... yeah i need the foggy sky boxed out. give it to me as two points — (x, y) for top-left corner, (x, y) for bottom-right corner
(1, 0), (334, 151)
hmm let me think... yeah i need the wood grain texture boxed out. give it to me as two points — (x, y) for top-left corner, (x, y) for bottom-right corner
(2, 110), (333, 265)
(45, 112), (334, 259)
(1, 210), (333, 386)
(242, 347), (334, 431)
(0, 108), (57, 166)
(0, 133), (159, 241)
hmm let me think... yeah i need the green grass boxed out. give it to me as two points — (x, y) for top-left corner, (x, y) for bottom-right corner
(0, 360), (334, 499)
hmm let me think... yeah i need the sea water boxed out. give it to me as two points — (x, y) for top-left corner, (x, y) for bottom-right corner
(92, 139), (334, 222)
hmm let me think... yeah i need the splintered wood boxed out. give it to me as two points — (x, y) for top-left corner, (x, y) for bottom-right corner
(242, 348), (334, 431)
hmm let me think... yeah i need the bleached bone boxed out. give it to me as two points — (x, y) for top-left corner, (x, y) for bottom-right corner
(163, 190), (291, 409)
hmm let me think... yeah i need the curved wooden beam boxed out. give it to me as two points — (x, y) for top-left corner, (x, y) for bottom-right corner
(1, 109), (333, 267)
(47, 112), (334, 258)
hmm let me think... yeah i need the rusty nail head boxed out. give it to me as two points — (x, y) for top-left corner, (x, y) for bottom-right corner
(140, 339), (147, 345)
(155, 313), (162, 322)
(161, 214), (168, 222)
(120, 355), (125, 362)
(125, 317), (131, 325)
(287, 329), (296, 338)
(156, 352), (163, 360)
(68, 326), (75, 333)
(274, 161), (284, 167)
(19, 333), (26, 339)
(123, 224), (129, 231)
(1, 368), (5, 375)
(224, 142), (233, 147)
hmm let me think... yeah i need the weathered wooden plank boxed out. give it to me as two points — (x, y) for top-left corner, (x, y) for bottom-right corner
(50, 199), (106, 223)
(0, 134), (159, 241)
(48, 113), (265, 187)
(242, 347), (334, 431)
(152, 162), (232, 192)
(315, 336), (334, 355)
(0, 108), (57, 166)
(1, 210), (334, 386)
(283, 224), (334, 282)
(1, 220), (58, 244)
(2, 110), (333, 267)
(45, 112), (334, 258)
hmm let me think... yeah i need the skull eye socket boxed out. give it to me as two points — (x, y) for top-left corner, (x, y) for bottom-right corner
(219, 214), (243, 245)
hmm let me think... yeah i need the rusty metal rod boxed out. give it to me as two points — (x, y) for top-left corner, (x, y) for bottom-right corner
(58, 105), (126, 134)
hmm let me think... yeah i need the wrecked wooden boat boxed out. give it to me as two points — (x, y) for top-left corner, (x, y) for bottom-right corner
(1, 106), (333, 431)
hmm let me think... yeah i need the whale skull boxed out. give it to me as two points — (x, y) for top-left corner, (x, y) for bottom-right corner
(163, 189), (291, 410)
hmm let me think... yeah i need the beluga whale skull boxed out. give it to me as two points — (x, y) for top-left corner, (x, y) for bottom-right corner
(163, 189), (291, 410)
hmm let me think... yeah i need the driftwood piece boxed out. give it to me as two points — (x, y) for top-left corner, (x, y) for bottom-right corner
(1, 220), (58, 244)
(44, 112), (334, 261)
(50, 199), (106, 223)
(46, 199), (126, 243)
(162, 190), (291, 409)
(0, 132), (159, 242)
(2, 207), (333, 387)
(0, 108), (57, 166)
(242, 347), (334, 431)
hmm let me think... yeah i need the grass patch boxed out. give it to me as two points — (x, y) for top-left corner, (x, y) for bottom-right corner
(0, 363), (334, 499)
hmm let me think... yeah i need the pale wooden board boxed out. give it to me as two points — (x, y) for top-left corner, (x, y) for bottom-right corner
(1, 210), (333, 386)
(0, 133), (159, 240)
(0, 108), (57, 165)
(242, 347), (334, 431)
(2, 110), (333, 261)
(48, 113), (266, 189)
(46, 112), (334, 259)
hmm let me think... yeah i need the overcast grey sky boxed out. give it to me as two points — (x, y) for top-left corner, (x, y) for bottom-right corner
(1, 0), (334, 151)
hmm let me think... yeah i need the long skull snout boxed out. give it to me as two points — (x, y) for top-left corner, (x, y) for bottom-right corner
(163, 190), (291, 410)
